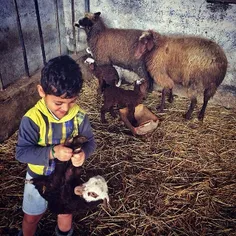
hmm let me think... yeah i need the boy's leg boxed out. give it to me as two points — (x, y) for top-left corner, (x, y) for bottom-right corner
(22, 213), (43, 236)
(56, 214), (73, 235)
(21, 172), (47, 235)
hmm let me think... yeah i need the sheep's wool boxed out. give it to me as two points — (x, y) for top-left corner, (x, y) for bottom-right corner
(82, 175), (109, 202)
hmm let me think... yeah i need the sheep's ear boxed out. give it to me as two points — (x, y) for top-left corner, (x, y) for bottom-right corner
(147, 38), (154, 51)
(94, 12), (101, 20)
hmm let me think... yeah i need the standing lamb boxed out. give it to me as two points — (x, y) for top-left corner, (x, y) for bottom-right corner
(134, 30), (228, 120)
(75, 12), (153, 92)
(84, 57), (121, 94)
(101, 78), (148, 127)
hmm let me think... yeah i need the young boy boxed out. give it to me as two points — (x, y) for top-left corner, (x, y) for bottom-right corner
(16, 55), (96, 236)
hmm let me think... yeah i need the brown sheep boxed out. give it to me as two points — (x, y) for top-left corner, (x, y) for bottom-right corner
(75, 12), (153, 92)
(84, 57), (121, 94)
(101, 78), (148, 127)
(134, 30), (228, 120)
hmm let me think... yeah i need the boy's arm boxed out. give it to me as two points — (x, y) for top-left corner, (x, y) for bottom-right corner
(79, 114), (96, 159)
(15, 116), (51, 166)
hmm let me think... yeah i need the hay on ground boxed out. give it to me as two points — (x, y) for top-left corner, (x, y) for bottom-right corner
(0, 68), (236, 236)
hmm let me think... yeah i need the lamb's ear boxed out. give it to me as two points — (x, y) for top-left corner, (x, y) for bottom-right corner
(79, 136), (88, 144)
(74, 185), (84, 196)
(94, 12), (101, 19)
(64, 137), (73, 147)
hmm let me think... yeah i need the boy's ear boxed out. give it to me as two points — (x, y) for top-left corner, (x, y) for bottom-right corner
(37, 85), (46, 98)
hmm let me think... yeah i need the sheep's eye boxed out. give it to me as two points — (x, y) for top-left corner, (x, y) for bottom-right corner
(88, 192), (98, 198)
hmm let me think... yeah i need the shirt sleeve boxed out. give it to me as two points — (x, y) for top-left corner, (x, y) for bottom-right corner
(79, 114), (96, 159)
(15, 116), (50, 166)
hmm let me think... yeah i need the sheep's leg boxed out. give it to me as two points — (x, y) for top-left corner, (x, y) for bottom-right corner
(167, 88), (174, 103)
(184, 97), (197, 120)
(198, 88), (211, 121)
(157, 88), (166, 112)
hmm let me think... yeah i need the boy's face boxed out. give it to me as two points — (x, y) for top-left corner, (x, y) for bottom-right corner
(37, 85), (77, 119)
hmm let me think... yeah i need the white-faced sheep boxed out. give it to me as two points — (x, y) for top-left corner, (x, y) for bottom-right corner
(75, 12), (153, 92)
(84, 57), (121, 94)
(134, 30), (228, 120)
(101, 78), (148, 127)
(28, 135), (109, 214)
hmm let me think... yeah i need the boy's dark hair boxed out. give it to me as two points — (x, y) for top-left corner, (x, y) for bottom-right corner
(41, 55), (83, 98)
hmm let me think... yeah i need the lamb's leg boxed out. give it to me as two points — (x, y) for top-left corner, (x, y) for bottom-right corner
(101, 105), (108, 123)
(157, 88), (167, 112)
(184, 97), (197, 120)
(109, 107), (117, 118)
(137, 62), (153, 93)
(198, 88), (211, 121)
(127, 106), (137, 127)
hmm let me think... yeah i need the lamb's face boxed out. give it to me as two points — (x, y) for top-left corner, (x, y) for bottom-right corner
(74, 175), (109, 203)
(75, 12), (101, 30)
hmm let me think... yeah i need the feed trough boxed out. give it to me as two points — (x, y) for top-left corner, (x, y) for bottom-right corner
(119, 104), (159, 135)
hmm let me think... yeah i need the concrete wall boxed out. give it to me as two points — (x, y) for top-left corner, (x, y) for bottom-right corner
(69, 0), (236, 106)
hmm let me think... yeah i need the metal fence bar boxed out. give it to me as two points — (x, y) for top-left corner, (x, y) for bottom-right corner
(71, 0), (76, 53)
(13, 0), (30, 77)
(85, 0), (90, 12)
(54, 0), (62, 55)
(34, 0), (46, 65)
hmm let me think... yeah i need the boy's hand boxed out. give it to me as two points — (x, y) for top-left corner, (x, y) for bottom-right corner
(71, 150), (85, 167)
(52, 144), (73, 161)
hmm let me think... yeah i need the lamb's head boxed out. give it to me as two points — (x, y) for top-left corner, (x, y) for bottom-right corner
(64, 135), (88, 154)
(84, 57), (96, 71)
(75, 12), (101, 32)
(74, 175), (109, 206)
(134, 78), (148, 96)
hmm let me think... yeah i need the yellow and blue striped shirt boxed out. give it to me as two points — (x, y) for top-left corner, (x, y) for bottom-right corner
(16, 98), (96, 177)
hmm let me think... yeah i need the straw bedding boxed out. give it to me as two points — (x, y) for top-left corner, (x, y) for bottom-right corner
(0, 75), (236, 236)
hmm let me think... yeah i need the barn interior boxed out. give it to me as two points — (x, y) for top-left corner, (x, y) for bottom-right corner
(0, 0), (236, 235)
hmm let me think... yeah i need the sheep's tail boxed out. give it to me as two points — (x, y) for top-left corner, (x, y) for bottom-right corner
(116, 77), (122, 87)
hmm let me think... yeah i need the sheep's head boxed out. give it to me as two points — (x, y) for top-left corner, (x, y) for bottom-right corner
(134, 30), (155, 59)
(74, 12), (101, 31)
(74, 175), (109, 206)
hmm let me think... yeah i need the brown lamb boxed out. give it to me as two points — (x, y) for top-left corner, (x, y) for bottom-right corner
(101, 78), (148, 127)
(135, 30), (228, 120)
(84, 57), (121, 94)
(75, 12), (153, 92)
